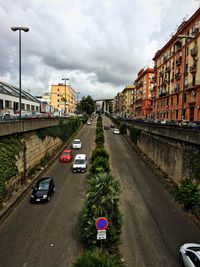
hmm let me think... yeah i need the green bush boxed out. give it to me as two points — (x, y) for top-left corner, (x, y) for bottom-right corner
(95, 132), (104, 146)
(175, 179), (200, 210)
(91, 147), (109, 163)
(72, 248), (123, 267)
(130, 126), (141, 144)
(91, 157), (109, 174)
(119, 123), (127, 135)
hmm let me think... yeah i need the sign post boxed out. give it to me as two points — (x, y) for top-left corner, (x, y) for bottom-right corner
(95, 217), (108, 251)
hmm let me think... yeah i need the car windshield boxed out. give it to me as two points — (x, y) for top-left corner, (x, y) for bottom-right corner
(63, 152), (70, 156)
(73, 140), (80, 144)
(74, 159), (85, 164)
(37, 181), (49, 190)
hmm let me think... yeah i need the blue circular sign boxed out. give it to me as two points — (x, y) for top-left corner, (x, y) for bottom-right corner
(95, 217), (108, 230)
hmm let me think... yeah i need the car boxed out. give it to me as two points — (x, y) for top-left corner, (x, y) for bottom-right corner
(60, 149), (73, 163)
(72, 154), (87, 173)
(104, 125), (110, 130)
(87, 120), (92, 125)
(113, 128), (120, 134)
(0, 112), (11, 120)
(72, 139), (82, 149)
(179, 243), (200, 267)
(30, 177), (55, 203)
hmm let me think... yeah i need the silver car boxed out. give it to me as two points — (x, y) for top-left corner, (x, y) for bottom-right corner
(179, 243), (200, 267)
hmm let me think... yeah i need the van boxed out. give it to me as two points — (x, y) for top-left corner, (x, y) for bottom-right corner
(72, 154), (87, 173)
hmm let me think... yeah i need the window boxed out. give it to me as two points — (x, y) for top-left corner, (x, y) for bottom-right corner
(36, 106), (39, 112)
(0, 99), (3, 109)
(27, 104), (30, 111)
(21, 103), (25, 110)
(186, 251), (200, 267)
(5, 100), (12, 108)
(31, 105), (35, 111)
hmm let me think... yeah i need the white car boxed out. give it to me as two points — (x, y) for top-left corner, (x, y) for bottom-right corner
(87, 120), (92, 125)
(72, 139), (82, 149)
(72, 154), (87, 173)
(113, 128), (120, 134)
(179, 243), (200, 267)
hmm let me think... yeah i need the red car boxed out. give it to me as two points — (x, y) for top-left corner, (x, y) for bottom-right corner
(60, 149), (73, 163)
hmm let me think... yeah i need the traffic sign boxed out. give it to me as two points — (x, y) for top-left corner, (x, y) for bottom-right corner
(95, 217), (108, 230)
(97, 230), (106, 240)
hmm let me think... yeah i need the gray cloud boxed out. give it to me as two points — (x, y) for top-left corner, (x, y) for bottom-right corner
(0, 0), (199, 99)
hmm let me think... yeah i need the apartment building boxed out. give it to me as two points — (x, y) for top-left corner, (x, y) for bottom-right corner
(153, 8), (200, 122)
(114, 92), (123, 116)
(121, 85), (135, 117)
(133, 68), (154, 119)
(50, 83), (76, 115)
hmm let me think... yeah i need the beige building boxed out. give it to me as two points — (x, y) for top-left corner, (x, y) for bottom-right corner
(122, 85), (135, 117)
(50, 83), (76, 115)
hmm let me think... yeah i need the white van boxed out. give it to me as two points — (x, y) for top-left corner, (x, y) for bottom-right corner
(72, 154), (87, 173)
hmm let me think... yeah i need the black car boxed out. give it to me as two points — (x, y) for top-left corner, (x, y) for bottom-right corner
(30, 177), (55, 203)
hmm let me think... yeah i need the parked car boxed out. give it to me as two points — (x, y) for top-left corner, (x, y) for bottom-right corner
(179, 243), (200, 267)
(60, 149), (73, 163)
(113, 128), (120, 134)
(72, 154), (87, 173)
(72, 139), (82, 149)
(30, 177), (55, 203)
(104, 125), (110, 130)
(0, 112), (11, 120)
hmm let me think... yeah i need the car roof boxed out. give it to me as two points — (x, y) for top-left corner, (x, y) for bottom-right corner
(37, 177), (53, 183)
(73, 139), (80, 142)
(75, 154), (86, 159)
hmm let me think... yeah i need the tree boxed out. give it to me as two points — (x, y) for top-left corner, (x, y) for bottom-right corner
(78, 95), (95, 115)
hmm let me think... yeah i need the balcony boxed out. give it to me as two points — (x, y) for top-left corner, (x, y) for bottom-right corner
(159, 70), (164, 77)
(173, 84), (180, 93)
(159, 87), (167, 97)
(190, 63), (197, 73)
(176, 59), (182, 66)
(190, 46), (198, 57)
(166, 66), (171, 72)
(175, 73), (181, 80)
(192, 27), (199, 36)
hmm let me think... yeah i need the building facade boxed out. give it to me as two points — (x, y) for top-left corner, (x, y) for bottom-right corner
(121, 85), (135, 118)
(133, 68), (154, 120)
(153, 8), (200, 122)
(0, 81), (40, 115)
(50, 83), (76, 115)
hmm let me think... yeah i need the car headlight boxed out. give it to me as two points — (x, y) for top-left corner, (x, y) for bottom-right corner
(43, 194), (47, 199)
(31, 194), (34, 198)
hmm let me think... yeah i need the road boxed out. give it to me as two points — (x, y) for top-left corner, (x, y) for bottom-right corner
(103, 116), (200, 267)
(0, 121), (96, 267)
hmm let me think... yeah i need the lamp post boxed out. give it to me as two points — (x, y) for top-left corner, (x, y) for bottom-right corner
(61, 78), (69, 116)
(11, 26), (29, 120)
(177, 34), (195, 123)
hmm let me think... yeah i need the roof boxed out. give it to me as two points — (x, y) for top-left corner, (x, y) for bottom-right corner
(0, 81), (40, 103)
(75, 154), (86, 159)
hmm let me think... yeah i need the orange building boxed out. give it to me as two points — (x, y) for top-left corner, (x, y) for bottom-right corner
(153, 8), (200, 122)
(50, 83), (76, 115)
(133, 68), (154, 119)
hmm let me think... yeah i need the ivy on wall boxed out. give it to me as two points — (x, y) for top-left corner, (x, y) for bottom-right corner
(183, 145), (200, 183)
(0, 135), (24, 201)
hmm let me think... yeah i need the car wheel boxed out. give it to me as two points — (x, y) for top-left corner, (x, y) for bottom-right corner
(179, 253), (184, 266)
(47, 195), (51, 202)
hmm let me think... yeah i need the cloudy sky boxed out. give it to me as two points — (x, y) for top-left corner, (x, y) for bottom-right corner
(0, 0), (199, 99)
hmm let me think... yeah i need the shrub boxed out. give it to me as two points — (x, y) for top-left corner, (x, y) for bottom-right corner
(91, 147), (109, 163)
(119, 123), (127, 135)
(175, 179), (200, 210)
(91, 157), (109, 174)
(72, 248), (123, 267)
(130, 126), (141, 144)
(95, 132), (104, 146)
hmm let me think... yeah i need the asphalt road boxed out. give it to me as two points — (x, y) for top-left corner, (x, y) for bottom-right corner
(103, 116), (200, 267)
(0, 121), (96, 267)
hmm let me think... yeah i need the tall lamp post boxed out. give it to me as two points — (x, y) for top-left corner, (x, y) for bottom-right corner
(11, 26), (29, 120)
(178, 34), (194, 123)
(61, 78), (69, 116)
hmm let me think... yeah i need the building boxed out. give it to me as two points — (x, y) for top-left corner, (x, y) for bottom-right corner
(153, 8), (200, 122)
(114, 92), (123, 116)
(121, 85), (135, 118)
(50, 83), (76, 115)
(133, 68), (154, 119)
(0, 81), (40, 115)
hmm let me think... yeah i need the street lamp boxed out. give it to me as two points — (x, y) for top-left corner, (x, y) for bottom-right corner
(177, 34), (195, 123)
(11, 26), (29, 120)
(61, 78), (69, 116)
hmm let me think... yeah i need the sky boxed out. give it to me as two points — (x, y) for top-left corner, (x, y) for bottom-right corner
(0, 0), (199, 100)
